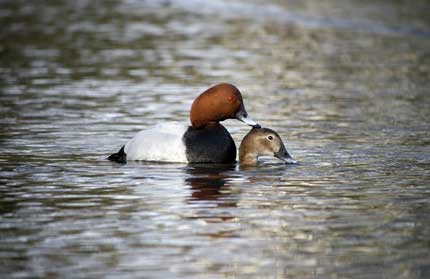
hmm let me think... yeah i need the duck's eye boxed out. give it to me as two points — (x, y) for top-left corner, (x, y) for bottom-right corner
(267, 135), (274, 141)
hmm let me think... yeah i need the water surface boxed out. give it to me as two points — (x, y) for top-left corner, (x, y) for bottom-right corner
(1, 0), (430, 278)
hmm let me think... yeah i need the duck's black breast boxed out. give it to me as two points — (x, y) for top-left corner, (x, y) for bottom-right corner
(182, 123), (236, 163)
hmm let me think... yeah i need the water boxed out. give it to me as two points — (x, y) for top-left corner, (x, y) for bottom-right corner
(1, 0), (430, 278)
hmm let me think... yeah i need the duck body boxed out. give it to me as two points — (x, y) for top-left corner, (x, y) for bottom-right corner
(109, 83), (257, 164)
(123, 122), (188, 162)
(109, 122), (236, 163)
(183, 122), (236, 163)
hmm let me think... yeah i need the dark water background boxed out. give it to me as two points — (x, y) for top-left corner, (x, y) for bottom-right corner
(1, 0), (430, 278)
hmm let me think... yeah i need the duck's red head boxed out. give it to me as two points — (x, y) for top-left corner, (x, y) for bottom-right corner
(190, 83), (259, 129)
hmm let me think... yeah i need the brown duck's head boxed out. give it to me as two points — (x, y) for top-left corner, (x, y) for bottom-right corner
(239, 127), (297, 166)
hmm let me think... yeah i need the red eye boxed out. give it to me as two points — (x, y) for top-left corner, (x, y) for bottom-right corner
(227, 95), (234, 102)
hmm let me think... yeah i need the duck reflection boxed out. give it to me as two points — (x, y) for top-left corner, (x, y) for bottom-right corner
(185, 164), (237, 207)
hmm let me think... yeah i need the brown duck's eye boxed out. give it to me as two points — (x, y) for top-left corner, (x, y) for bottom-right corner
(267, 135), (274, 141)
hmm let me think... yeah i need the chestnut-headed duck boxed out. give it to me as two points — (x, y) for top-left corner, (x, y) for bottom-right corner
(239, 127), (297, 166)
(108, 83), (259, 164)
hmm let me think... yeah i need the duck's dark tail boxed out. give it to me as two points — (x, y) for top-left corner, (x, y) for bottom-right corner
(108, 146), (127, 163)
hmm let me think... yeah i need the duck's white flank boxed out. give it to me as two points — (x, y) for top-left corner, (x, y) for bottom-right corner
(124, 122), (188, 162)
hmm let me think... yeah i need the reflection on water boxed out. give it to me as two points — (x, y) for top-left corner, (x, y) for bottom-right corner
(186, 164), (236, 204)
(1, 0), (430, 278)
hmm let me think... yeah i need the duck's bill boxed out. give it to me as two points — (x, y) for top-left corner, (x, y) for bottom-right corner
(274, 150), (298, 164)
(283, 157), (298, 164)
(236, 111), (260, 128)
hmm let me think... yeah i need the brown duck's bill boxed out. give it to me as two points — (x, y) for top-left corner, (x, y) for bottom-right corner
(274, 148), (298, 164)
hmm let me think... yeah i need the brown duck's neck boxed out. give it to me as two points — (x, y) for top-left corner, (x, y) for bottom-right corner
(239, 152), (258, 166)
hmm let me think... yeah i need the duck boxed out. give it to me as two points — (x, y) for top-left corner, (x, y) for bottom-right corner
(239, 127), (297, 166)
(108, 83), (259, 164)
